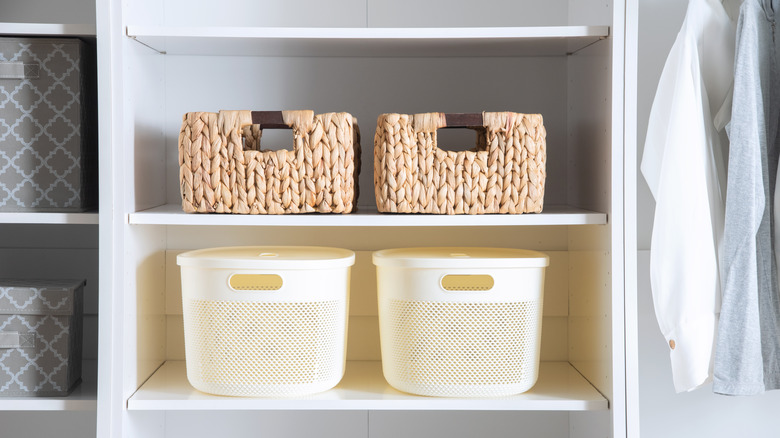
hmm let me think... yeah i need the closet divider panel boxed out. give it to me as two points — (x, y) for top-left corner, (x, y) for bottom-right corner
(565, 35), (614, 396)
(568, 241), (613, 391)
(121, 0), (169, 396)
(566, 2), (626, 438)
(118, 13), (169, 399)
(126, 226), (167, 389)
(567, 1), (625, 438)
(129, 41), (166, 212)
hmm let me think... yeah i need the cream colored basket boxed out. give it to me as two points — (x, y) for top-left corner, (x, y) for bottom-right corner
(177, 246), (355, 397)
(373, 247), (549, 397)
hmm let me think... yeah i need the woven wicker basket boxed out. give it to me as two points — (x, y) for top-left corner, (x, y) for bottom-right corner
(179, 110), (360, 214)
(373, 112), (545, 214)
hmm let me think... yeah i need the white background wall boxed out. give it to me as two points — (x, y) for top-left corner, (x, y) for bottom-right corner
(637, 1), (780, 437)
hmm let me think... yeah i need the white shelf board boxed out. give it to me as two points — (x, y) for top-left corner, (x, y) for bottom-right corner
(128, 360), (608, 411)
(125, 26), (610, 57)
(0, 211), (98, 225)
(0, 22), (96, 36)
(0, 360), (97, 411)
(128, 204), (607, 227)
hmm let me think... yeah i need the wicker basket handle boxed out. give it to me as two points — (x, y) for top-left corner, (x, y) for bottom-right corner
(250, 111), (291, 129)
(240, 110), (316, 152)
(442, 113), (484, 128)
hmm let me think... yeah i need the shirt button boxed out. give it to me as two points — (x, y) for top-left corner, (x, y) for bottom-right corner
(669, 340), (676, 350)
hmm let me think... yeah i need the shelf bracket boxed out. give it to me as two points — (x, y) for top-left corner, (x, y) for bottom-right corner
(126, 28), (167, 55)
(566, 27), (610, 56)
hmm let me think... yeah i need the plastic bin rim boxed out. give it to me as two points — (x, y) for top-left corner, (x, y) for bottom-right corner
(372, 247), (549, 268)
(177, 246), (355, 270)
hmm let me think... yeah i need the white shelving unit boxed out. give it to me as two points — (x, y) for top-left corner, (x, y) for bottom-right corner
(0, 10), (100, 438)
(129, 361), (607, 411)
(94, 0), (635, 437)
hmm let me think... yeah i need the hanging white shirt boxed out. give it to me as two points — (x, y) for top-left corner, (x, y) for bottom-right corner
(641, 0), (735, 392)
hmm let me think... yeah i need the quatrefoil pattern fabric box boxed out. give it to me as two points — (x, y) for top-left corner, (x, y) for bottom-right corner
(0, 37), (97, 211)
(0, 279), (84, 396)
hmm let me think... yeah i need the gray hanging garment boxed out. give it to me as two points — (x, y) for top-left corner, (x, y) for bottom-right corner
(714, 0), (780, 396)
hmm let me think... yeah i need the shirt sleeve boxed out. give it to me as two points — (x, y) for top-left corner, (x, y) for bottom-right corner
(641, 31), (724, 393)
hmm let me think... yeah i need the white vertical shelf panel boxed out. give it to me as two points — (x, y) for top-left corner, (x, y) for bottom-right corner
(128, 361), (608, 411)
(125, 25), (609, 57)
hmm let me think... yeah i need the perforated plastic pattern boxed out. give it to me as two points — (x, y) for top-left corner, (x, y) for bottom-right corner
(380, 299), (542, 397)
(183, 299), (346, 397)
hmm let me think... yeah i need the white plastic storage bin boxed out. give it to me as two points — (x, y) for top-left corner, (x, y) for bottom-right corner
(177, 246), (355, 397)
(373, 247), (549, 398)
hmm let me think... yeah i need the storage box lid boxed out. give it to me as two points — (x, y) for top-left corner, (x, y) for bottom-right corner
(372, 247), (549, 268)
(177, 246), (355, 270)
(0, 279), (85, 315)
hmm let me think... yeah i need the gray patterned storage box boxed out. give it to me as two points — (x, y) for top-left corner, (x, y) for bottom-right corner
(0, 279), (84, 396)
(0, 37), (97, 211)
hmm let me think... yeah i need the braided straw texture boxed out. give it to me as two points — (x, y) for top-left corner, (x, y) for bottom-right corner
(179, 110), (360, 214)
(373, 112), (546, 214)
